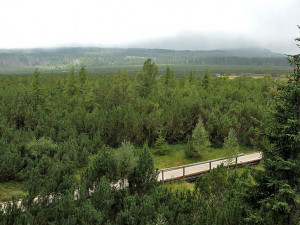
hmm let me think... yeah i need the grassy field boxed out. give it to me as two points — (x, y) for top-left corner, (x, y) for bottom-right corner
(152, 144), (255, 169)
(0, 64), (292, 76)
(162, 163), (264, 193)
(163, 180), (195, 192)
(0, 181), (27, 202)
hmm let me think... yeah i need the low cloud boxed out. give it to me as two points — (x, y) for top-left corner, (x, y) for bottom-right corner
(121, 31), (299, 54)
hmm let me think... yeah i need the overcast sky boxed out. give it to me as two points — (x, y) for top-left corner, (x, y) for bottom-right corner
(0, 0), (299, 54)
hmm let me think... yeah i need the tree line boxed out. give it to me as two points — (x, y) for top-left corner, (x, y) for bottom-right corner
(0, 47), (287, 68)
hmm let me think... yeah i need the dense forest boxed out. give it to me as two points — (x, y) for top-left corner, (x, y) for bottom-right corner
(0, 33), (299, 224)
(0, 61), (271, 180)
(0, 47), (287, 71)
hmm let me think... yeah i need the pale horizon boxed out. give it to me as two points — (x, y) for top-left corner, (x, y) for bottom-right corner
(0, 0), (299, 54)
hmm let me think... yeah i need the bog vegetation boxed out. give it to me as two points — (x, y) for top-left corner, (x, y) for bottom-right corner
(0, 29), (299, 224)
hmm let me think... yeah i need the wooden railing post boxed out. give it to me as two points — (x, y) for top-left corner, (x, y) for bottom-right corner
(183, 167), (185, 180)
(235, 156), (238, 168)
(209, 161), (212, 171)
(162, 171), (164, 183)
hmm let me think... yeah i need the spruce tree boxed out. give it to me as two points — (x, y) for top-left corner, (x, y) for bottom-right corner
(136, 58), (158, 97)
(163, 66), (177, 88)
(202, 68), (211, 89)
(78, 66), (87, 88)
(154, 130), (170, 156)
(186, 117), (210, 158)
(64, 66), (79, 96)
(115, 141), (137, 186)
(223, 128), (239, 170)
(251, 27), (300, 224)
(188, 70), (194, 84)
(128, 145), (158, 195)
(31, 68), (44, 110)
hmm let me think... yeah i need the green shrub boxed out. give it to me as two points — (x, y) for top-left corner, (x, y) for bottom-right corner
(154, 131), (170, 156)
(185, 118), (210, 159)
(184, 139), (201, 159)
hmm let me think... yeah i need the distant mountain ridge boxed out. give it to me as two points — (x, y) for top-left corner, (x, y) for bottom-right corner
(0, 47), (287, 69)
(222, 48), (283, 57)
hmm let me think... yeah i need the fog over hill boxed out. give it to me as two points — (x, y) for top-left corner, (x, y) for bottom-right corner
(120, 31), (299, 55)
(0, 47), (287, 71)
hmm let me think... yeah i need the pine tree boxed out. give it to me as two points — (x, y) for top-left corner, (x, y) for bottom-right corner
(251, 27), (300, 224)
(31, 68), (44, 110)
(78, 66), (87, 88)
(78, 66), (89, 93)
(163, 66), (177, 88)
(82, 147), (119, 190)
(223, 128), (239, 170)
(128, 145), (158, 195)
(64, 66), (79, 96)
(115, 141), (137, 186)
(154, 130), (170, 156)
(202, 68), (211, 89)
(188, 70), (194, 84)
(186, 117), (210, 158)
(136, 58), (158, 97)
(112, 70), (130, 106)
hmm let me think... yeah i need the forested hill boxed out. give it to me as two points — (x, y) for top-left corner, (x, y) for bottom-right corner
(0, 47), (287, 70)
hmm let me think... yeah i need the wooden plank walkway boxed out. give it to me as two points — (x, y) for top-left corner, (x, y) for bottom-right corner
(158, 152), (262, 182)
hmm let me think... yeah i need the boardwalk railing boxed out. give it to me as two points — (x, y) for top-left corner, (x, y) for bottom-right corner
(158, 152), (262, 182)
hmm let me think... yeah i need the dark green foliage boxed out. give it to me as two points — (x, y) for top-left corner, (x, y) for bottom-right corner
(163, 67), (177, 88)
(78, 66), (88, 89)
(224, 128), (239, 167)
(154, 130), (170, 156)
(250, 30), (300, 224)
(184, 137), (197, 158)
(112, 70), (131, 106)
(128, 146), (158, 195)
(26, 137), (57, 160)
(0, 129), (32, 181)
(91, 177), (115, 213)
(194, 165), (253, 224)
(31, 68), (44, 110)
(64, 66), (79, 96)
(115, 141), (137, 186)
(185, 118), (210, 158)
(136, 58), (158, 97)
(188, 70), (194, 83)
(0, 61), (271, 182)
(82, 147), (119, 189)
(0, 57), (289, 224)
(202, 68), (211, 89)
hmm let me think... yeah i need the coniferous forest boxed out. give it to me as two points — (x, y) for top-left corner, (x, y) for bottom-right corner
(0, 30), (299, 224)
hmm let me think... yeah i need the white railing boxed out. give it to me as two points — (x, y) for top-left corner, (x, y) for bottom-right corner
(158, 152), (262, 182)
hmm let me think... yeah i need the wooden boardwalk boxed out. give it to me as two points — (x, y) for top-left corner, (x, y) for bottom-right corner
(158, 152), (262, 182)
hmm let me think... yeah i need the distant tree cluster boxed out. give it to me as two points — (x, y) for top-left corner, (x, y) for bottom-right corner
(0, 47), (288, 69)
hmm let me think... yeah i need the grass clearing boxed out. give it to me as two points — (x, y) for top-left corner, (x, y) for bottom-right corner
(162, 162), (264, 192)
(0, 181), (27, 202)
(163, 180), (194, 192)
(0, 64), (291, 76)
(152, 144), (198, 169)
